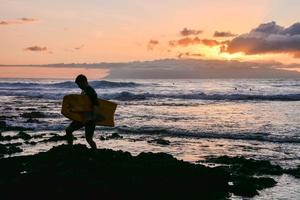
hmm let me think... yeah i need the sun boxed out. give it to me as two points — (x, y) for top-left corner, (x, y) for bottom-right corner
(193, 46), (245, 61)
(219, 52), (244, 61)
(197, 45), (273, 62)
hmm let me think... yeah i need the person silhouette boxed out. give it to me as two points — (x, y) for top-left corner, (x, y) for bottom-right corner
(65, 74), (99, 149)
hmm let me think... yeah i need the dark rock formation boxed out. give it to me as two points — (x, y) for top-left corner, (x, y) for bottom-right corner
(26, 118), (40, 123)
(0, 143), (22, 157)
(99, 133), (123, 140)
(205, 156), (283, 176)
(148, 138), (171, 145)
(284, 165), (300, 178)
(20, 111), (46, 118)
(0, 120), (32, 132)
(0, 145), (229, 200)
(0, 130), (32, 142)
(203, 156), (285, 197)
(25, 141), (37, 145)
(39, 134), (73, 143)
(18, 131), (32, 140)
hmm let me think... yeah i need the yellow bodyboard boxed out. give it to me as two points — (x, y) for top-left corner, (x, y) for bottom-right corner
(61, 94), (117, 127)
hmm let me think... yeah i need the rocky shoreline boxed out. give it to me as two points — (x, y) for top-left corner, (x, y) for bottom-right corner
(1, 119), (300, 199)
(0, 144), (298, 200)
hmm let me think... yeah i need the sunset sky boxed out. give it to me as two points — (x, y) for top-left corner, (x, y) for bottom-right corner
(1, 0), (300, 78)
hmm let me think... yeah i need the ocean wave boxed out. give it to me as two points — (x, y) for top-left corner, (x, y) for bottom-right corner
(0, 82), (39, 87)
(1, 89), (300, 102)
(50, 80), (140, 88)
(0, 80), (140, 89)
(0, 90), (65, 100)
(104, 92), (300, 101)
(116, 126), (300, 144)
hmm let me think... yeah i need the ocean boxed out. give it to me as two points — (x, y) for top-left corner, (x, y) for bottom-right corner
(1, 78), (300, 199)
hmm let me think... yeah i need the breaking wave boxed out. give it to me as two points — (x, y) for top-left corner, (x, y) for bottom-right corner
(116, 126), (300, 144)
(104, 92), (300, 101)
(0, 80), (140, 89)
(1, 90), (300, 102)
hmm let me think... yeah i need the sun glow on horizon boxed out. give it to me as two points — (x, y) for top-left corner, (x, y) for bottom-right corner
(182, 44), (299, 64)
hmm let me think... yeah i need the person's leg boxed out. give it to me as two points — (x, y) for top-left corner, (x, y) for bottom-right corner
(85, 121), (97, 149)
(65, 121), (84, 145)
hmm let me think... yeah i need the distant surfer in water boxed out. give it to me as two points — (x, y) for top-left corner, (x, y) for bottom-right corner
(65, 74), (99, 149)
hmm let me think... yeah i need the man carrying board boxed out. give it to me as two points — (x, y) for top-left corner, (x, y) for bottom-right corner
(65, 74), (99, 150)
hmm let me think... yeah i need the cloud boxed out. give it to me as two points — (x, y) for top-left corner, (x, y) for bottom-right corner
(169, 37), (227, 47)
(147, 39), (159, 50)
(294, 52), (300, 58)
(180, 28), (203, 36)
(19, 18), (38, 22)
(169, 37), (201, 47)
(0, 18), (38, 25)
(74, 45), (84, 50)
(202, 39), (227, 46)
(214, 31), (237, 37)
(177, 52), (203, 58)
(223, 21), (300, 58)
(0, 21), (9, 25)
(24, 46), (48, 52)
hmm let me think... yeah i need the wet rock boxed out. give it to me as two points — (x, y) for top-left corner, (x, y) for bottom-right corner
(0, 145), (7, 157)
(25, 141), (37, 145)
(41, 134), (67, 142)
(205, 156), (283, 176)
(0, 120), (32, 132)
(26, 118), (40, 123)
(230, 176), (276, 197)
(0, 116), (16, 120)
(0, 133), (19, 141)
(20, 111), (46, 118)
(0, 131), (32, 142)
(284, 165), (300, 178)
(0, 134), (14, 141)
(0, 121), (6, 129)
(31, 133), (47, 139)
(0, 143), (22, 157)
(99, 136), (106, 140)
(106, 133), (123, 139)
(40, 134), (76, 143)
(99, 133), (123, 140)
(148, 138), (171, 145)
(5, 142), (23, 146)
(0, 144), (229, 200)
(203, 156), (284, 197)
(18, 131), (32, 141)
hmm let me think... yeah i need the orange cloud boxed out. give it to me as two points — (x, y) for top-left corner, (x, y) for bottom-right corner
(169, 37), (201, 47)
(24, 46), (48, 52)
(0, 18), (39, 25)
(177, 52), (203, 58)
(147, 39), (159, 50)
(169, 37), (227, 47)
(180, 28), (203, 36)
(0, 21), (8, 25)
(214, 31), (237, 37)
(19, 18), (38, 22)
